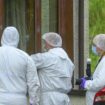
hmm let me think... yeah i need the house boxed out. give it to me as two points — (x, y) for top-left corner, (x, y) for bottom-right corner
(0, 0), (89, 105)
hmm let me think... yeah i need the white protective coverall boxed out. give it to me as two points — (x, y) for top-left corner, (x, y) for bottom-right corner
(0, 27), (40, 105)
(31, 48), (75, 105)
(85, 56), (105, 105)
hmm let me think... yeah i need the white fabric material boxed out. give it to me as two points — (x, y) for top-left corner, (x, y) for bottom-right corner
(0, 27), (40, 105)
(42, 32), (62, 47)
(85, 56), (105, 105)
(1, 27), (19, 47)
(93, 34), (105, 51)
(31, 48), (75, 105)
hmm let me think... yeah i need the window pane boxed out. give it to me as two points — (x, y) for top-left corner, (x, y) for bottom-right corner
(4, 0), (35, 53)
(41, 0), (58, 51)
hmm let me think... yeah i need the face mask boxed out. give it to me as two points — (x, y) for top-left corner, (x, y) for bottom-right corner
(92, 45), (98, 55)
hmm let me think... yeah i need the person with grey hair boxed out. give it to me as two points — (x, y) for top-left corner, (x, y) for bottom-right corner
(31, 32), (75, 105)
(0, 26), (40, 105)
(80, 34), (105, 105)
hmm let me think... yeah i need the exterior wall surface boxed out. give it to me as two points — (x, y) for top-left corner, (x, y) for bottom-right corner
(71, 96), (86, 105)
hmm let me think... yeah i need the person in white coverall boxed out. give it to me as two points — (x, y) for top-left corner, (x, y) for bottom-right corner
(31, 32), (75, 105)
(0, 26), (40, 105)
(80, 34), (105, 105)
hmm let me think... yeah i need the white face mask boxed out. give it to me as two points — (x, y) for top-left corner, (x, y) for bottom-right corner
(92, 45), (98, 55)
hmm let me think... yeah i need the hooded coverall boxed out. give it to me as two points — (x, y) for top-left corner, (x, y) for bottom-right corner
(31, 48), (75, 105)
(85, 56), (105, 105)
(0, 27), (40, 105)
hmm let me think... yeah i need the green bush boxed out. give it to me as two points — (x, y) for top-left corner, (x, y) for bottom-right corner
(89, 0), (105, 73)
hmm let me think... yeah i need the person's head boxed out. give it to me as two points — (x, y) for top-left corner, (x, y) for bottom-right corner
(1, 26), (19, 47)
(42, 32), (62, 51)
(92, 34), (105, 56)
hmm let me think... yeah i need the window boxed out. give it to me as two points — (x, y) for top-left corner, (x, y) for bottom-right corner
(4, 0), (35, 54)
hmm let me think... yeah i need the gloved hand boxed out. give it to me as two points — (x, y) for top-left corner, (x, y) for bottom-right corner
(80, 77), (86, 89)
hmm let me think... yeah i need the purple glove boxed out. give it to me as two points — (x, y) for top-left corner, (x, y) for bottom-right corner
(80, 77), (86, 89)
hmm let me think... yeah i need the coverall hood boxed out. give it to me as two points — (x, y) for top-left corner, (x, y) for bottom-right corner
(1, 26), (19, 47)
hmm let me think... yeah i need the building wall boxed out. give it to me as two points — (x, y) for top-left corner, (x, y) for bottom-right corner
(71, 96), (86, 105)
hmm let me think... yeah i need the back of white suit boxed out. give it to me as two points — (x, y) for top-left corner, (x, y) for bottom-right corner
(31, 48), (75, 105)
(0, 27), (40, 105)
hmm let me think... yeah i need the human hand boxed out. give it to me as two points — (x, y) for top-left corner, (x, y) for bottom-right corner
(80, 77), (86, 89)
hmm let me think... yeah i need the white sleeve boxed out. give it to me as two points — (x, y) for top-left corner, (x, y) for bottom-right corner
(85, 60), (105, 91)
(31, 53), (45, 69)
(26, 57), (40, 105)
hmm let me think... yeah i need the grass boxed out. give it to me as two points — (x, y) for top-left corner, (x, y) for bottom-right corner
(89, 0), (105, 73)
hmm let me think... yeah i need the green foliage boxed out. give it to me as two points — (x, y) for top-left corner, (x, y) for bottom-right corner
(89, 0), (105, 73)
(90, 50), (99, 74)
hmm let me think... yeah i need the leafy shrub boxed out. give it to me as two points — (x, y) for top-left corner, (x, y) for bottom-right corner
(89, 0), (105, 73)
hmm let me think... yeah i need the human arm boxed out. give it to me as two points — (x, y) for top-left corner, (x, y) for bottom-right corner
(80, 58), (105, 91)
(31, 53), (46, 69)
(27, 57), (40, 105)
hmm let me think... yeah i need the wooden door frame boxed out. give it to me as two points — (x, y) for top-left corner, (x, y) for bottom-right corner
(58, 0), (74, 60)
(35, 0), (41, 52)
(0, 0), (74, 55)
(34, 0), (74, 56)
(0, 0), (4, 41)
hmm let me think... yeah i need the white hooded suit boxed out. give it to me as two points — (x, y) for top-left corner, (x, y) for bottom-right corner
(85, 56), (105, 105)
(31, 48), (75, 105)
(0, 27), (40, 105)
